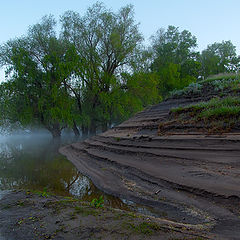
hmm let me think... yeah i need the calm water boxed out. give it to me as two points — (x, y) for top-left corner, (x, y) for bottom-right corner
(0, 134), (162, 216)
(0, 134), (81, 195)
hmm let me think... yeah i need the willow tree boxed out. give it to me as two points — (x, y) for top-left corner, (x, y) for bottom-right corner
(60, 3), (143, 134)
(0, 16), (74, 138)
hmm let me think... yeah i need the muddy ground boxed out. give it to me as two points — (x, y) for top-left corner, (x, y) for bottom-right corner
(0, 190), (210, 240)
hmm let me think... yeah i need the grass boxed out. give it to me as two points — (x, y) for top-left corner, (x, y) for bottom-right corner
(199, 72), (240, 84)
(200, 76), (240, 93)
(29, 188), (52, 198)
(198, 73), (240, 92)
(125, 221), (163, 235)
(168, 96), (240, 133)
(171, 97), (240, 120)
(74, 206), (99, 216)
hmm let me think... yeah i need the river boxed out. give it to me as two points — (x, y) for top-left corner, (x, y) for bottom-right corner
(0, 133), (161, 216)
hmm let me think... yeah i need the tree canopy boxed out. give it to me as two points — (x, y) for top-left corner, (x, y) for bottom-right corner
(0, 3), (239, 138)
(0, 4), (158, 137)
(0, 16), (74, 137)
(60, 3), (144, 133)
(150, 25), (201, 95)
(200, 40), (239, 78)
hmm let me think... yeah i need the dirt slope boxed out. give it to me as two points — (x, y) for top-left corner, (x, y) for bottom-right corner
(60, 90), (240, 240)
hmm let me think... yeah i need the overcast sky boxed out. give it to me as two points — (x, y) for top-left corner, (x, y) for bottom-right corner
(1, 0), (240, 81)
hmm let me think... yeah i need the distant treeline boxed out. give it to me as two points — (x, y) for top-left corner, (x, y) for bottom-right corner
(0, 3), (239, 137)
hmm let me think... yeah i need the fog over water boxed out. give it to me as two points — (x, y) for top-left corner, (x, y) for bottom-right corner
(0, 132), (168, 216)
(0, 132), (86, 196)
(0, 132), (136, 211)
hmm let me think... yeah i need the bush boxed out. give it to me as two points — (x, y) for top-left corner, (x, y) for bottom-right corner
(169, 73), (240, 98)
(169, 82), (202, 97)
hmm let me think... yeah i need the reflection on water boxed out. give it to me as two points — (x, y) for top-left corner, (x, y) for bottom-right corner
(0, 134), (165, 216)
(0, 134), (80, 196)
(0, 134), (134, 211)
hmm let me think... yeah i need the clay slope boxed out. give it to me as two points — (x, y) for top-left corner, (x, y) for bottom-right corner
(60, 95), (240, 240)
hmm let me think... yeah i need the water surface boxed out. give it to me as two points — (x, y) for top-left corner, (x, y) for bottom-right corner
(0, 135), (132, 209)
(0, 134), (81, 195)
(0, 134), (164, 216)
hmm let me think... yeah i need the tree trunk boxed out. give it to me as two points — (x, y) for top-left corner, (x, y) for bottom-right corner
(89, 120), (97, 135)
(73, 120), (80, 136)
(48, 123), (61, 139)
(51, 128), (61, 138)
(81, 125), (89, 138)
(101, 122), (108, 132)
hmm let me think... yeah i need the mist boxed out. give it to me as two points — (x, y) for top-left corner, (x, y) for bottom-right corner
(0, 127), (85, 145)
(0, 128), (86, 197)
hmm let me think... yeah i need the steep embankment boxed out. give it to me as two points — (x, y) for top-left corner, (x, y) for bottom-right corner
(60, 75), (240, 240)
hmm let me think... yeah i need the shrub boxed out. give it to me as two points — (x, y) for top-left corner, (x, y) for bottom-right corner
(90, 195), (104, 208)
(169, 72), (240, 99)
(169, 82), (202, 97)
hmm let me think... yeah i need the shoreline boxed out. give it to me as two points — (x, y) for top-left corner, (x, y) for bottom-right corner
(0, 190), (210, 240)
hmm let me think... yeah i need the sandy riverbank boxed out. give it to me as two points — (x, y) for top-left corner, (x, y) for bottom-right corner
(60, 96), (240, 240)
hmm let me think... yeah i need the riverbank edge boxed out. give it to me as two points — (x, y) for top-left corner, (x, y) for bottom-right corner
(0, 190), (213, 240)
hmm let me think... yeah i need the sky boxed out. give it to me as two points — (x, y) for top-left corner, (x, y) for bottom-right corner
(0, 0), (240, 81)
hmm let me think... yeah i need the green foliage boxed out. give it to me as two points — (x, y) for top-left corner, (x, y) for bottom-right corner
(169, 72), (240, 98)
(151, 26), (198, 68)
(200, 41), (239, 78)
(157, 63), (195, 96)
(118, 72), (161, 121)
(199, 72), (240, 84)
(204, 78), (240, 92)
(60, 3), (143, 132)
(169, 82), (202, 98)
(157, 63), (180, 95)
(1, 4), (240, 136)
(150, 26), (200, 96)
(90, 195), (104, 208)
(34, 187), (50, 198)
(0, 15), (75, 137)
(17, 219), (24, 225)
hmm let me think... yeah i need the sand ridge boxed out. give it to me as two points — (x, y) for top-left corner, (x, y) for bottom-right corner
(60, 97), (240, 240)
